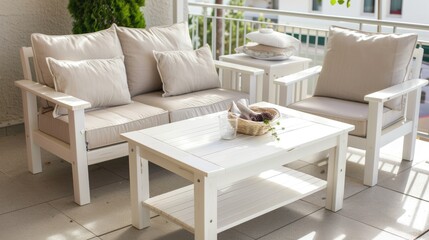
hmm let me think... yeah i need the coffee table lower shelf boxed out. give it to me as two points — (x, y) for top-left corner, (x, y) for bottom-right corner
(144, 167), (326, 234)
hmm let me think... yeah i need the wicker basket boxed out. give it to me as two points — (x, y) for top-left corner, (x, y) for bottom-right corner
(233, 107), (280, 136)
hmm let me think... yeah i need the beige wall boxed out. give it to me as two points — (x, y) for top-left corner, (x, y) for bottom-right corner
(0, 0), (72, 126)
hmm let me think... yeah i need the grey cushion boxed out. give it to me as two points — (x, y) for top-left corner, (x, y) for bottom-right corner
(289, 97), (403, 137)
(314, 26), (417, 110)
(132, 89), (249, 122)
(38, 102), (169, 150)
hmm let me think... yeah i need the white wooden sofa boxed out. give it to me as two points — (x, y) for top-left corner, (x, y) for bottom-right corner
(274, 26), (428, 186)
(15, 22), (263, 205)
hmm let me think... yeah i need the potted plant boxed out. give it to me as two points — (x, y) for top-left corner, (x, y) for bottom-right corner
(68, 0), (146, 34)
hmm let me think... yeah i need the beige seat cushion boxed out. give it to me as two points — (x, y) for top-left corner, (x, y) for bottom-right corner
(133, 89), (249, 122)
(289, 97), (403, 137)
(116, 22), (193, 96)
(38, 102), (169, 150)
(314, 26), (417, 110)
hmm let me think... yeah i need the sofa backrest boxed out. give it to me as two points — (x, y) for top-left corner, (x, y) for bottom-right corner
(115, 22), (193, 96)
(31, 25), (123, 89)
(28, 22), (194, 98)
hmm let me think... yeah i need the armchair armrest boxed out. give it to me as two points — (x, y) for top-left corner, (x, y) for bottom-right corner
(214, 60), (264, 104)
(274, 65), (322, 87)
(15, 80), (91, 111)
(364, 79), (428, 103)
(214, 60), (264, 76)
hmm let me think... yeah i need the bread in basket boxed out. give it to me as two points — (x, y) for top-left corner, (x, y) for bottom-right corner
(231, 106), (280, 136)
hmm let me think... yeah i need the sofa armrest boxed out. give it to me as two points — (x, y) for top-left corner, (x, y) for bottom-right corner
(274, 65), (322, 87)
(15, 80), (91, 111)
(214, 60), (264, 76)
(364, 79), (428, 103)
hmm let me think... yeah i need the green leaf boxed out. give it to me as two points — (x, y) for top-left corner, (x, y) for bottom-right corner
(338, 0), (345, 4)
(330, 0), (337, 5)
(347, 0), (351, 7)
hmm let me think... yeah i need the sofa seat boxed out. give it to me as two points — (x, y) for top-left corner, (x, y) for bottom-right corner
(132, 88), (249, 122)
(289, 96), (403, 137)
(38, 102), (169, 150)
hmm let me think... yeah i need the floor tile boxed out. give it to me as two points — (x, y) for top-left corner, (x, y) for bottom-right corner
(339, 186), (429, 239)
(233, 200), (320, 239)
(49, 181), (132, 236)
(299, 164), (368, 207)
(98, 157), (130, 179)
(100, 217), (191, 240)
(284, 160), (309, 170)
(417, 230), (429, 240)
(0, 133), (28, 175)
(259, 209), (406, 240)
(0, 161), (123, 215)
(344, 147), (413, 184)
(149, 168), (191, 197)
(100, 216), (254, 240)
(379, 161), (429, 202)
(0, 203), (95, 240)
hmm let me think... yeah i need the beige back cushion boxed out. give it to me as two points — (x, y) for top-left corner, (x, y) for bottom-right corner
(153, 45), (220, 97)
(31, 25), (123, 88)
(314, 26), (417, 110)
(116, 22), (194, 96)
(47, 57), (132, 117)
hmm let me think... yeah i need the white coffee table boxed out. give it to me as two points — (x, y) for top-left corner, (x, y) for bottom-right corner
(121, 102), (354, 240)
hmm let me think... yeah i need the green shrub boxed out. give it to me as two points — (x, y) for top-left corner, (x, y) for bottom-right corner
(68, 0), (146, 34)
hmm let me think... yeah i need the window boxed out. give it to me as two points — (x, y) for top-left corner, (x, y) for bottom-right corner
(390, 0), (402, 15)
(312, 0), (322, 11)
(363, 0), (375, 13)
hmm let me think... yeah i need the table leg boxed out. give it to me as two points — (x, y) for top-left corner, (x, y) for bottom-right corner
(129, 143), (151, 229)
(194, 175), (218, 240)
(325, 133), (348, 211)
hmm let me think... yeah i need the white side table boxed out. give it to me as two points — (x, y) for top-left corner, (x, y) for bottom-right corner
(220, 53), (312, 105)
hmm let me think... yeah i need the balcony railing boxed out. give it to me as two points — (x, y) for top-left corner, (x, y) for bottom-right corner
(188, 2), (429, 66)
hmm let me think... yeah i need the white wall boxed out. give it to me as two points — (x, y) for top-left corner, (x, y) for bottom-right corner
(144, 0), (189, 27)
(0, 0), (72, 126)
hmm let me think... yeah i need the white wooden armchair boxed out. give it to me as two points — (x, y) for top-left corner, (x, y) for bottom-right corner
(274, 26), (428, 186)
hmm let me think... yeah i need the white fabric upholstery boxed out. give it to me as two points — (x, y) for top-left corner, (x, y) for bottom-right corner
(289, 97), (403, 137)
(116, 22), (193, 96)
(314, 26), (417, 110)
(132, 89), (249, 122)
(38, 102), (169, 150)
(31, 25), (123, 88)
(153, 45), (220, 97)
(46, 57), (132, 117)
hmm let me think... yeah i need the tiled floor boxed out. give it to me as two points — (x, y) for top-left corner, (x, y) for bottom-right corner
(0, 132), (428, 240)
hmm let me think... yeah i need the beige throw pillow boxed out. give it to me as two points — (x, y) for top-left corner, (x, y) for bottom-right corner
(314, 26), (417, 110)
(31, 25), (123, 89)
(153, 45), (220, 97)
(116, 22), (194, 96)
(47, 57), (132, 117)
(235, 43), (296, 60)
